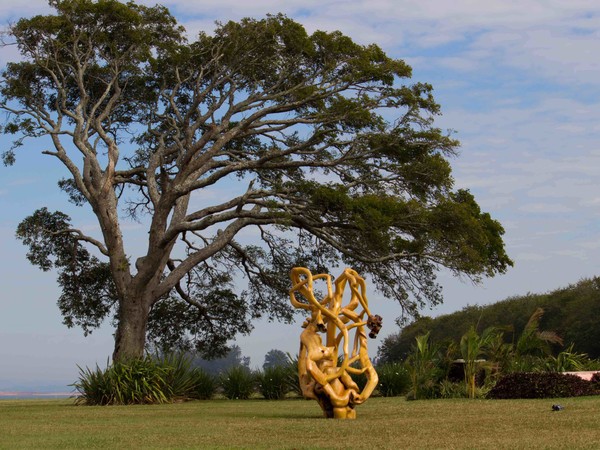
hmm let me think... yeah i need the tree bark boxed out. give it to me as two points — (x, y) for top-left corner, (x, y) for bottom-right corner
(112, 293), (150, 361)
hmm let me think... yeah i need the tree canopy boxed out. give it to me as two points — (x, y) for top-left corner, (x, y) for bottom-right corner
(1, 0), (512, 361)
(263, 349), (289, 370)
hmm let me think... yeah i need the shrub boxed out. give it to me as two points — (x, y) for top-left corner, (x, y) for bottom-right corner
(376, 363), (410, 397)
(73, 357), (171, 405)
(488, 372), (598, 399)
(284, 355), (303, 396)
(73, 353), (219, 405)
(72, 363), (113, 405)
(189, 368), (217, 400)
(438, 379), (492, 399)
(156, 353), (218, 400)
(590, 372), (600, 390)
(349, 362), (370, 392)
(220, 366), (256, 400)
(256, 366), (290, 400)
(406, 333), (444, 400)
(438, 380), (467, 399)
(544, 345), (593, 372)
(157, 353), (198, 400)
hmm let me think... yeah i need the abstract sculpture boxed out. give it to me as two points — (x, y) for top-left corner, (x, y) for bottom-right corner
(290, 267), (382, 419)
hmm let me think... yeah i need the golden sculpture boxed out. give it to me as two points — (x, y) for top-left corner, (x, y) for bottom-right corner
(290, 267), (382, 419)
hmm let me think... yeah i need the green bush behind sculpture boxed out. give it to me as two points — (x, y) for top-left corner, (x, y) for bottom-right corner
(73, 354), (417, 404)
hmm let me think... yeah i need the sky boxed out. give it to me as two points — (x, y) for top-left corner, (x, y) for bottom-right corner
(1, 0), (600, 391)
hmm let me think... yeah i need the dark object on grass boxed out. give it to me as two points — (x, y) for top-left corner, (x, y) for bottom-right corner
(552, 404), (564, 411)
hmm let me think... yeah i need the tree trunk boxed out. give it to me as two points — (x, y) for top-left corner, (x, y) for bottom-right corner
(112, 294), (150, 362)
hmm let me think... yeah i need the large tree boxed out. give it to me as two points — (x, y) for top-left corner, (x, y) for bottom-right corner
(1, 0), (512, 361)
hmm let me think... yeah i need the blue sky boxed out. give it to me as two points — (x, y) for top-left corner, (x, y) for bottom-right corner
(1, 0), (600, 390)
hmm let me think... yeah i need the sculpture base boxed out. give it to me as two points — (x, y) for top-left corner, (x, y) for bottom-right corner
(316, 395), (357, 419)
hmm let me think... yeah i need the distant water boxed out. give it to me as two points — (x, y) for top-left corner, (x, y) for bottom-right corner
(0, 392), (75, 400)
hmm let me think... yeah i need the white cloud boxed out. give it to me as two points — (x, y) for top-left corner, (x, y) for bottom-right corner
(519, 203), (575, 214)
(553, 249), (589, 260)
(576, 239), (600, 250)
(580, 197), (600, 207)
(8, 178), (38, 186)
(515, 252), (549, 262)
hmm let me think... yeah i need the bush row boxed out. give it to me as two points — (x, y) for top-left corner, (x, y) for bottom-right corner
(72, 354), (218, 405)
(72, 355), (411, 405)
(488, 372), (600, 399)
(73, 355), (600, 404)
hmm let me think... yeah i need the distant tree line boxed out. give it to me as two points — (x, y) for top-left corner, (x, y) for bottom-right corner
(175, 345), (250, 375)
(378, 277), (600, 362)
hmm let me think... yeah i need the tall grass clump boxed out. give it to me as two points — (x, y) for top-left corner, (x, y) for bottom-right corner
(73, 357), (171, 405)
(284, 354), (303, 396)
(190, 368), (217, 400)
(376, 362), (410, 397)
(256, 366), (291, 399)
(73, 353), (218, 405)
(220, 366), (255, 400)
(157, 353), (199, 400)
(156, 353), (217, 400)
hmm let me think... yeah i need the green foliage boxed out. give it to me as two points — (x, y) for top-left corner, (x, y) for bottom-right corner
(256, 366), (292, 400)
(379, 277), (600, 364)
(438, 379), (492, 399)
(382, 307), (600, 400)
(460, 326), (499, 398)
(220, 366), (256, 400)
(506, 355), (548, 373)
(378, 317), (435, 363)
(16, 208), (117, 335)
(73, 357), (171, 405)
(543, 344), (597, 372)
(263, 349), (289, 370)
(406, 333), (444, 400)
(157, 353), (195, 399)
(72, 353), (218, 405)
(147, 292), (252, 359)
(283, 354), (303, 396)
(515, 307), (563, 357)
(438, 380), (468, 399)
(189, 369), (217, 400)
(349, 361), (369, 392)
(488, 372), (598, 399)
(155, 353), (217, 400)
(376, 363), (410, 397)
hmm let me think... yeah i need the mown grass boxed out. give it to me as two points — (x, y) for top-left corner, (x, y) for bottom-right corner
(1, 396), (600, 449)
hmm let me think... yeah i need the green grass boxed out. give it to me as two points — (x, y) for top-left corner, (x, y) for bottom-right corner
(1, 396), (600, 449)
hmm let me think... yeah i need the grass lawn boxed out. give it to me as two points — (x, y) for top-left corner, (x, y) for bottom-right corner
(1, 396), (599, 449)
